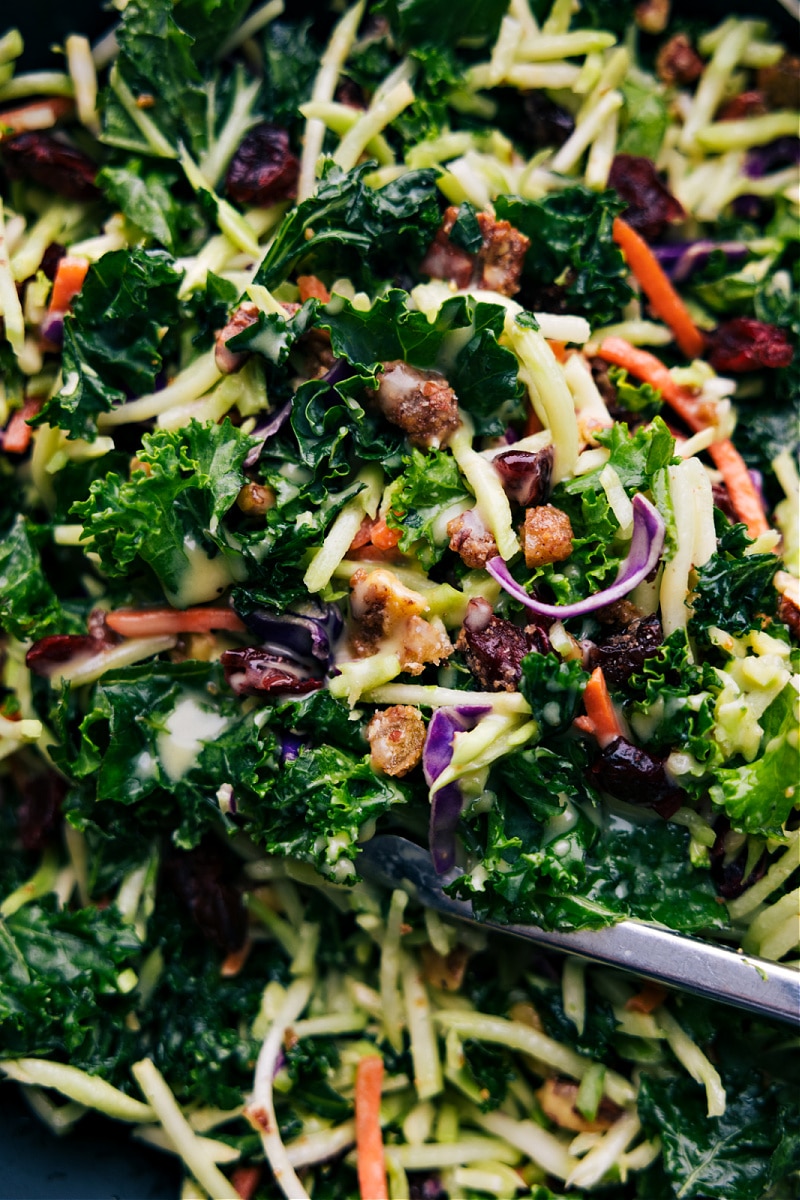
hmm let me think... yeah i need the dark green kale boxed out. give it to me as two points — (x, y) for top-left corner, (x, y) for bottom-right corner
(445, 202), (483, 253)
(266, 690), (367, 756)
(0, 516), (69, 641)
(689, 520), (779, 645)
(247, 744), (406, 878)
(494, 188), (633, 326)
(253, 162), (441, 290)
(285, 1037), (352, 1121)
(97, 161), (202, 254)
(0, 898), (141, 1074)
(462, 1039), (516, 1111)
(377, 0), (506, 49)
(71, 419), (254, 600)
(519, 653), (589, 736)
(386, 447), (473, 569)
(34, 249), (183, 440)
(529, 978), (617, 1058)
(626, 631), (720, 763)
(261, 19), (321, 137)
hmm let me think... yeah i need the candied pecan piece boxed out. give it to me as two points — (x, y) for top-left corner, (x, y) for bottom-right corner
(375, 360), (460, 449)
(456, 597), (548, 692)
(778, 592), (800, 641)
(225, 123), (299, 207)
(420, 943), (471, 991)
(608, 155), (685, 242)
(758, 54), (800, 109)
(349, 568), (452, 672)
(366, 705), (426, 777)
(420, 206), (530, 297)
(587, 615), (663, 688)
(1, 132), (99, 200)
(718, 90), (768, 121)
(166, 841), (247, 953)
(522, 505), (573, 569)
(656, 33), (704, 86)
(494, 445), (553, 507)
(215, 301), (260, 374)
(708, 317), (794, 373)
(447, 509), (498, 569)
(590, 736), (684, 817)
(521, 91), (574, 148)
(634, 0), (670, 34)
(537, 1078), (621, 1133)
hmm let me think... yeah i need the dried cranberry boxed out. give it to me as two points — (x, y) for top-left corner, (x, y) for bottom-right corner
(221, 647), (322, 696)
(708, 317), (794, 373)
(521, 91), (574, 149)
(26, 634), (97, 677)
(608, 155), (684, 242)
(40, 243), (66, 281)
(711, 482), (738, 523)
(225, 124), (299, 207)
(1, 133), (99, 201)
(758, 54), (800, 109)
(710, 818), (767, 899)
(587, 615), (663, 688)
(717, 90), (768, 121)
(590, 736), (684, 817)
(456, 597), (549, 692)
(16, 770), (66, 852)
(494, 445), (553, 507)
(334, 77), (366, 109)
(166, 841), (247, 953)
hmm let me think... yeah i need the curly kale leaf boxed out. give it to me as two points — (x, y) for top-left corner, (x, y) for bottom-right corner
(0, 898), (141, 1072)
(248, 745), (406, 879)
(689, 520), (779, 644)
(378, 0), (506, 49)
(386, 448), (472, 569)
(0, 516), (65, 641)
(520, 653), (589, 736)
(71, 419), (255, 600)
(495, 188), (633, 326)
(626, 630), (720, 763)
(34, 249), (183, 440)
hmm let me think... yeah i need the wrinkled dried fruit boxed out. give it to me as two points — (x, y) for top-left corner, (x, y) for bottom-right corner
(608, 155), (684, 241)
(456, 597), (548, 692)
(587, 614), (663, 687)
(25, 634), (97, 676)
(1, 132), (99, 200)
(221, 646), (322, 696)
(225, 124), (299, 207)
(16, 770), (66, 852)
(708, 317), (794, 373)
(494, 445), (554, 507)
(590, 736), (684, 817)
(166, 841), (248, 952)
(521, 91), (574, 149)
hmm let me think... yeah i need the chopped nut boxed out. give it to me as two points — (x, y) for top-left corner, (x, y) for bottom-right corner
(366, 705), (426, 777)
(537, 1078), (620, 1133)
(635, 0), (670, 34)
(521, 505), (573, 569)
(656, 33), (704, 86)
(420, 943), (471, 991)
(237, 482), (276, 515)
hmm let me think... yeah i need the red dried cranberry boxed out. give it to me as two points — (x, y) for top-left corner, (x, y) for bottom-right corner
(26, 634), (97, 677)
(1, 133), (99, 201)
(221, 647), (322, 696)
(166, 841), (247, 953)
(16, 770), (66, 852)
(225, 124), (299, 207)
(608, 154), (685, 242)
(717, 90), (768, 121)
(456, 597), (549, 692)
(40, 243), (66, 281)
(711, 481), (738, 523)
(521, 91), (574, 149)
(708, 317), (794, 373)
(494, 445), (554, 507)
(709, 818), (767, 899)
(587, 615), (663, 688)
(590, 736), (684, 817)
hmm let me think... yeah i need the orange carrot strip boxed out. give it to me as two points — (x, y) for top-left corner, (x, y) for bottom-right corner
(582, 667), (622, 744)
(625, 982), (668, 1014)
(708, 438), (769, 538)
(370, 516), (402, 551)
(612, 217), (706, 361)
(0, 96), (74, 137)
(597, 338), (769, 537)
(547, 339), (568, 363)
(355, 1055), (388, 1200)
(3, 398), (43, 454)
(105, 607), (246, 637)
(297, 274), (331, 303)
(221, 939), (252, 978)
(49, 255), (90, 315)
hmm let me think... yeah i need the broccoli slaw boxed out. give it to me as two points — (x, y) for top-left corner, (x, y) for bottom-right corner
(0, 0), (799, 1197)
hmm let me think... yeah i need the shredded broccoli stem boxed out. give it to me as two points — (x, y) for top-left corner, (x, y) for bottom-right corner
(656, 1009), (726, 1118)
(2, 1059), (156, 1123)
(381, 889), (409, 1052)
(401, 949), (444, 1102)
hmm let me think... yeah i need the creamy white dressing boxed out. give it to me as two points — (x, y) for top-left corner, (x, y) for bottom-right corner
(164, 540), (239, 608)
(156, 697), (230, 783)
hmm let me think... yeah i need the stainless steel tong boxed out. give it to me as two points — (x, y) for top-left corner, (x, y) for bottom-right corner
(358, 834), (800, 1025)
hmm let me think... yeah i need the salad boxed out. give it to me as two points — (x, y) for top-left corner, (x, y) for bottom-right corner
(0, 0), (798, 1196)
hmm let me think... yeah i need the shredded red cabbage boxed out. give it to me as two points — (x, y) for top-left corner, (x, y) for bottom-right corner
(423, 705), (491, 874)
(486, 494), (665, 620)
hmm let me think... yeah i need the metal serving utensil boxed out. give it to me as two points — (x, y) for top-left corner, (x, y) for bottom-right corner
(358, 834), (800, 1026)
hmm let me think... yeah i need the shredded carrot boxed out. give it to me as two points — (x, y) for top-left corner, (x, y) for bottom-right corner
(547, 339), (568, 363)
(49, 255), (90, 315)
(573, 714), (596, 737)
(582, 667), (622, 746)
(625, 982), (668, 1014)
(369, 516), (402, 551)
(3, 398), (43, 454)
(297, 274), (331, 303)
(348, 515), (402, 555)
(596, 338), (769, 538)
(355, 1055), (388, 1200)
(105, 606), (246, 637)
(231, 1165), (262, 1200)
(707, 438), (770, 538)
(221, 939), (252, 978)
(0, 96), (74, 137)
(612, 217), (706, 361)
